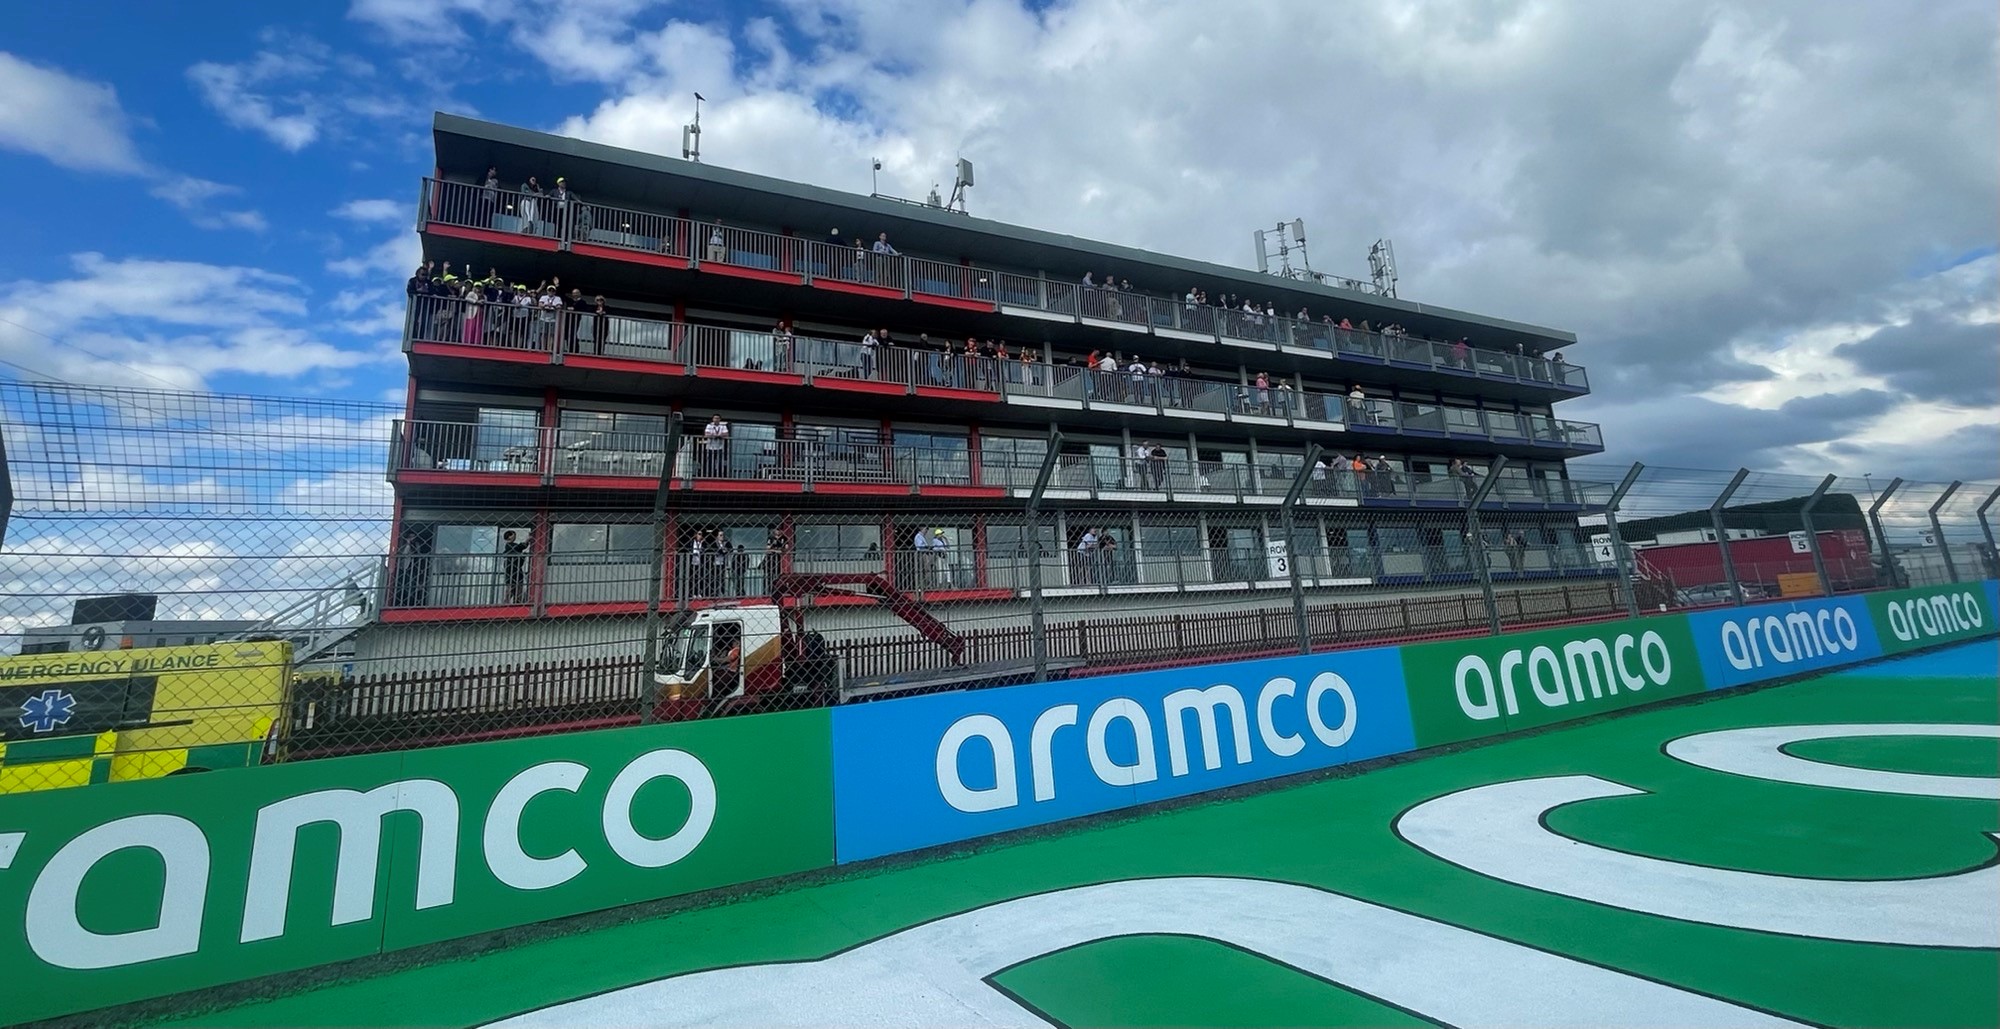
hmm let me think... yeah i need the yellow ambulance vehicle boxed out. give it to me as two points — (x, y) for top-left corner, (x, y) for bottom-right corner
(0, 639), (290, 793)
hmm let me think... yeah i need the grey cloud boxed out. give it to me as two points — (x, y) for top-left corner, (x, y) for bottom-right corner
(1833, 313), (2000, 408)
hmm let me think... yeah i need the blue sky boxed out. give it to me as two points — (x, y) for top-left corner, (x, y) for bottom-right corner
(0, 0), (1994, 478)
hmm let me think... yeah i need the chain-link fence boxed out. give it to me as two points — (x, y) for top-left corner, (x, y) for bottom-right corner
(1, 381), (1992, 792)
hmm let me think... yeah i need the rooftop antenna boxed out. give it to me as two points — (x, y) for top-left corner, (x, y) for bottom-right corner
(947, 158), (974, 213)
(1253, 220), (1313, 280)
(1368, 238), (1398, 298)
(681, 92), (704, 162)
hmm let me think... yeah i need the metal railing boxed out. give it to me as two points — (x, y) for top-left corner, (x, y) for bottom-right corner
(419, 176), (1589, 392)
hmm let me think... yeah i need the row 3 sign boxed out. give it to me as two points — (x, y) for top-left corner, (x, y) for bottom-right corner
(1, 583), (1993, 1023)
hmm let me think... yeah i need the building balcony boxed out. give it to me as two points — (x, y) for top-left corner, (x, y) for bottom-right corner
(415, 177), (1589, 398)
(399, 296), (1605, 457)
(379, 534), (1614, 621)
(388, 418), (1610, 509)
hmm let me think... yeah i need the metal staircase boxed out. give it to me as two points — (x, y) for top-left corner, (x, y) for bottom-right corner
(227, 563), (381, 666)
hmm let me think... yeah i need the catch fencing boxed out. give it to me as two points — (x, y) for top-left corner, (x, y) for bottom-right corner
(0, 381), (1992, 790)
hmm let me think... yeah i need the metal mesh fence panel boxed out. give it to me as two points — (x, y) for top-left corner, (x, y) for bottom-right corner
(1, 381), (1992, 793)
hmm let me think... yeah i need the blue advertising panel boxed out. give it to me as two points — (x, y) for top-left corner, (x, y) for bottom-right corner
(831, 646), (1412, 863)
(1686, 593), (1882, 691)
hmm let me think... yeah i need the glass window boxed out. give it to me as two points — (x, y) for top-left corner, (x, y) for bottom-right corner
(894, 431), (970, 485)
(795, 520), (882, 573)
(475, 407), (539, 467)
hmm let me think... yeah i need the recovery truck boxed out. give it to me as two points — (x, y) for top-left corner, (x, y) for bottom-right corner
(650, 571), (1077, 719)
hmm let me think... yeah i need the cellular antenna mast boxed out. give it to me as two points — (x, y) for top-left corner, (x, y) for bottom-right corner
(681, 92), (704, 163)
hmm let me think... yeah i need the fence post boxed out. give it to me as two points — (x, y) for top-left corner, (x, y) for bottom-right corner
(1978, 485), (2000, 582)
(1928, 480), (1963, 583)
(639, 412), (686, 724)
(1464, 456), (1510, 635)
(1797, 474), (1837, 597)
(1026, 428), (1063, 682)
(0, 428), (12, 550)
(1709, 467), (1750, 606)
(1280, 444), (1323, 654)
(1867, 477), (1903, 588)
(1601, 461), (1644, 617)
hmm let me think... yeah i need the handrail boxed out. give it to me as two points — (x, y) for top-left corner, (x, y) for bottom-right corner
(419, 176), (1587, 391)
(400, 295), (1603, 450)
(391, 417), (1613, 505)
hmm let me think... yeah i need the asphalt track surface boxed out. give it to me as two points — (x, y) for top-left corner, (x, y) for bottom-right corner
(149, 640), (1999, 1028)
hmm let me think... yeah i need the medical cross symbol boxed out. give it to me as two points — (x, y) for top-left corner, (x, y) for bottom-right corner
(19, 689), (77, 734)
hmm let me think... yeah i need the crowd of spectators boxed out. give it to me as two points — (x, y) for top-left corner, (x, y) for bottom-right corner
(406, 261), (612, 354)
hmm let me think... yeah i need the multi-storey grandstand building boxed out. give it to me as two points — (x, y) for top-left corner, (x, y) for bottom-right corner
(369, 112), (1614, 675)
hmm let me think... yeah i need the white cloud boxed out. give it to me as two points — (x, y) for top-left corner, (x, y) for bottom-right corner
(0, 253), (391, 390)
(0, 51), (147, 174)
(148, 175), (268, 233)
(331, 198), (406, 223)
(187, 52), (323, 150)
(328, 230), (423, 278)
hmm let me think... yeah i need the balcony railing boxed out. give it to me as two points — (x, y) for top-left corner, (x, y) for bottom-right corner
(420, 177), (1588, 392)
(381, 533), (1604, 612)
(401, 296), (1604, 452)
(391, 419), (1609, 509)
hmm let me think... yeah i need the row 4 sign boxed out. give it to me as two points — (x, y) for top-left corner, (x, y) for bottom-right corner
(0, 711), (833, 1026)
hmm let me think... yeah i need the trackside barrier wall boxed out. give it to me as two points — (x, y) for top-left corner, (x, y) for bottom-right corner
(830, 647), (1413, 862)
(1, 582), (1991, 1023)
(0, 711), (832, 1026)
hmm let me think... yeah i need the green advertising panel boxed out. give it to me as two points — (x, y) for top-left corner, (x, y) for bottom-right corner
(0, 710), (833, 1025)
(1399, 615), (1705, 747)
(1865, 582), (1998, 656)
(382, 710), (833, 950)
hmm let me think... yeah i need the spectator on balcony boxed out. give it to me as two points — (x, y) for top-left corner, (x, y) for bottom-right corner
(1073, 527), (1098, 585)
(588, 296), (610, 355)
(1148, 440), (1170, 490)
(1018, 347), (1038, 388)
(479, 167), (501, 225)
(1351, 454), (1371, 495)
(551, 177), (574, 238)
(1097, 529), (1119, 584)
(701, 415), (730, 478)
(1175, 359), (1199, 408)
(519, 176), (544, 233)
(1372, 455), (1400, 497)
(1312, 456), (1330, 496)
(870, 232), (900, 285)
(1274, 379), (1295, 416)
(771, 321), (795, 370)
(851, 238), (869, 281)
(502, 530), (530, 603)
(1254, 370), (1271, 414)
(688, 531), (708, 597)
(1451, 458), (1479, 499)
(563, 287), (588, 352)
(1130, 440), (1151, 489)
(1096, 350), (1119, 401)
(930, 528), (955, 588)
(730, 540), (749, 597)
(507, 283), (534, 348)
(707, 221), (729, 263)
(764, 531), (788, 583)
(427, 271), (460, 339)
(533, 285), (563, 349)
(459, 283), (484, 346)
(1346, 384), (1367, 423)
(1505, 531), (1527, 573)
(858, 329), (879, 379)
(407, 263), (430, 297)
(1453, 338), (1471, 370)
(1127, 355), (1149, 404)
